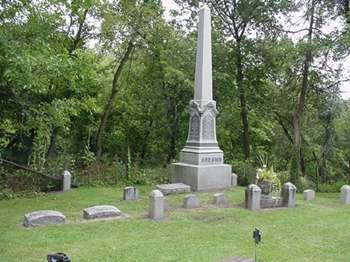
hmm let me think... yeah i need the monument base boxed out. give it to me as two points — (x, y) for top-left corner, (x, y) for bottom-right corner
(171, 162), (231, 191)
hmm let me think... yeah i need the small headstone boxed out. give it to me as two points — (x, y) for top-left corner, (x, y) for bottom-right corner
(62, 170), (71, 192)
(83, 205), (122, 220)
(340, 185), (350, 204)
(231, 173), (237, 187)
(23, 210), (66, 228)
(183, 194), (200, 208)
(245, 184), (261, 211)
(156, 183), (191, 195)
(216, 256), (253, 262)
(123, 186), (139, 201)
(281, 182), (297, 208)
(213, 193), (228, 206)
(149, 190), (165, 220)
(303, 189), (315, 201)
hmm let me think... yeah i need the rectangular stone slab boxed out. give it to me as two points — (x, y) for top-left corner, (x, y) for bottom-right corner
(23, 210), (66, 227)
(260, 195), (282, 209)
(156, 183), (191, 195)
(83, 205), (122, 220)
(216, 256), (253, 262)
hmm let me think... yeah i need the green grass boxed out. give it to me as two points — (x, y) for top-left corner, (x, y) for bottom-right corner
(0, 186), (350, 262)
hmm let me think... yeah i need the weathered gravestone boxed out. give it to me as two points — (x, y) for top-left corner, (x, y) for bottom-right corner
(149, 190), (165, 220)
(23, 210), (66, 228)
(170, 5), (231, 191)
(183, 194), (200, 208)
(281, 182), (297, 208)
(123, 186), (139, 201)
(83, 205), (122, 220)
(340, 185), (350, 204)
(216, 256), (253, 262)
(303, 189), (315, 201)
(260, 195), (282, 208)
(245, 184), (261, 211)
(213, 192), (228, 206)
(156, 183), (191, 195)
(231, 173), (237, 187)
(62, 170), (71, 192)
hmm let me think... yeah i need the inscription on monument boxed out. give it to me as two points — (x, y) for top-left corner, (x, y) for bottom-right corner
(188, 115), (200, 141)
(202, 113), (214, 140)
(201, 156), (221, 163)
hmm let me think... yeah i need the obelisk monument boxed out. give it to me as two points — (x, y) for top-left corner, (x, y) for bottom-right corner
(171, 5), (232, 191)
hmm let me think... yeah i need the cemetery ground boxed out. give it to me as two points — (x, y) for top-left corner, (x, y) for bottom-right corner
(0, 186), (349, 262)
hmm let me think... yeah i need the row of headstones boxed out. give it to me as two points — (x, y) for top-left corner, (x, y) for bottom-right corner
(61, 172), (238, 193)
(23, 205), (126, 227)
(245, 182), (297, 211)
(23, 187), (228, 227)
(246, 183), (350, 211)
(149, 190), (229, 220)
(24, 186), (140, 228)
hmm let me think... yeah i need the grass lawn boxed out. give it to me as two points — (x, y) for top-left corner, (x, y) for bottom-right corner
(0, 185), (349, 262)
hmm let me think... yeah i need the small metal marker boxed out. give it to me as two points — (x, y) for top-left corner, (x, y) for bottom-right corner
(253, 228), (262, 262)
(47, 253), (71, 262)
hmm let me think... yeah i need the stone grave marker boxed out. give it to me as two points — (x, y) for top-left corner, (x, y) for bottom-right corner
(23, 210), (66, 228)
(213, 193), (228, 206)
(245, 184), (261, 211)
(340, 185), (350, 204)
(183, 194), (200, 208)
(149, 190), (165, 220)
(281, 182), (297, 208)
(123, 186), (139, 201)
(303, 189), (315, 201)
(83, 205), (122, 220)
(62, 170), (71, 192)
(231, 173), (237, 187)
(156, 183), (190, 195)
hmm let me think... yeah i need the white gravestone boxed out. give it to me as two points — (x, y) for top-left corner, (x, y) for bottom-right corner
(23, 210), (66, 227)
(183, 194), (200, 208)
(213, 193), (228, 206)
(231, 173), (237, 187)
(62, 170), (71, 191)
(245, 184), (261, 211)
(303, 189), (315, 201)
(171, 5), (231, 191)
(340, 185), (350, 204)
(123, 186), (139, 201)
(149, 190), (165, 220)
(156, 183), (190, 195)
(281, 182), (297, 208)
(83, 205), (122, 220)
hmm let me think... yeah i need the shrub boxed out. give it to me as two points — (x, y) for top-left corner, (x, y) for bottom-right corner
(318, 180), (346, 193)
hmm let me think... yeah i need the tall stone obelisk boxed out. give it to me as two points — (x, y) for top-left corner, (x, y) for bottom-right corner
(171, 5), (232, 191)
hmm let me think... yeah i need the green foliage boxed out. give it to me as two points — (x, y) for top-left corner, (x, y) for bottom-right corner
(257, 166), (281, 192)
(0, 0), (349, 194)
(318, 181), (346, 193)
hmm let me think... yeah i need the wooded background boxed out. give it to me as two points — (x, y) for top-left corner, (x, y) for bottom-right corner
(1, 0), (350, 195)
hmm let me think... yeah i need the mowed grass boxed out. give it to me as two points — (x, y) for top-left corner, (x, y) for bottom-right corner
(0, 186), (350, 262)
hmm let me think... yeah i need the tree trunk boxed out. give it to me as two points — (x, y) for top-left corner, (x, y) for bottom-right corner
(236, 41), (250, 159)
(140, 119), (153, 163)
(95, 39), (134, 160)
(292, 0), (315, 179)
